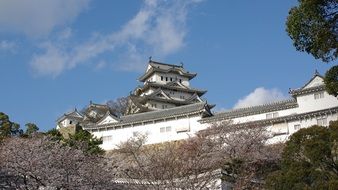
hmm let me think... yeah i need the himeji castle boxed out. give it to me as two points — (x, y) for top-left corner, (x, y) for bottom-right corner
(125, 60), (209, 114)
(56, 60), (338, 150)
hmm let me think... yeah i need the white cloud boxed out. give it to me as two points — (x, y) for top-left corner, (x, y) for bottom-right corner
(30, 43), (67, 77)
(58, 28), (73, 40)
(0, 0), (90, 37)
(29, 0), (201, 77)
(0, 40), (16, 52)
(95, 60), (107, 70)
(212, 107), (229, 113)
(233, 87), (289, 109)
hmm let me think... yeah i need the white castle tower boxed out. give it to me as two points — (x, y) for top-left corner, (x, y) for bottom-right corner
(125, 59), (208, 114)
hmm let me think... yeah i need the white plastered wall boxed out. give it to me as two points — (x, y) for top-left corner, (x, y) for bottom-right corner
(92, 114), (207, 150)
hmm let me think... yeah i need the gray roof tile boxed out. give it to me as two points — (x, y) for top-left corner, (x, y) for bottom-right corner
(289, 85), (325, 96)
(84, 102), (213, 129)
(223, 106), (338, 127)
(201, 99), (298, 123)
(142, 81), (207, 96)
(139, 61), (197, 82)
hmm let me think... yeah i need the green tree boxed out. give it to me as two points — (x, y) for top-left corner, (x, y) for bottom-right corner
(0, 112), (22, 139)
(45, 128), (63, 142)
(45, 126), (103, 155)
(286, 0), (337, 62)
(266, 121), (338, 190)
(63, 126), (104, 155)
(324, 65), (338, 97)
(25, 123), (39, 136)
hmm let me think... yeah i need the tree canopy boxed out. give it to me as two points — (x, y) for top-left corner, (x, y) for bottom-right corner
(324, 65), (338, 97)
(115, 122), (283, 189)
(63, 126), (104, 155)
(25, 123), (39, 136)
(0, 136), (118, 190)
(0, 112), (22, 140)
(266, 121), (338, 189)
(286, 0), (337, 62)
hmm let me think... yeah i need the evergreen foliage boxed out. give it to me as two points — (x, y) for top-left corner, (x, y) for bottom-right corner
(63, 125), (104, 155)
(286, 0), (337, 62)
(0, 112), (22, 140)
(266, 121), (338, 189)
(25, 123), (39, 136)
(45, 128), (63, 142)
(324, 65), (338, 97)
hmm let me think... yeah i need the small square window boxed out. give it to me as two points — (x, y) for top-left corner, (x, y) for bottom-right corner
(166, 126), (171, 132)
(317, 117), (327, 126)
(102, 136), (112, 142)
(294, 124), (301, 131)
(160, 127), (165, 133)
(266, 113), (272, 119)
(266, 112), (278, 119)
(314, 92), (324, 99)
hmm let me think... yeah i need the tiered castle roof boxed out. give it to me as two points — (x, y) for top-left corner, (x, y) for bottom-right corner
(139, 80), (207, 96)
(138, 60), (197, 82)
(125, 60), (209, 115)
(57, 59), (214, 130)
(289, 72), (325, 96)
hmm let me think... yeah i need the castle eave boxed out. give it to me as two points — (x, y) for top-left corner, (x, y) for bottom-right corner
(289, 85), (325, 96)
(84, 102), (213, 130)
(200, 106), (338, 127)
(141, 82), (207, 96)
(139, 68), (197, 82)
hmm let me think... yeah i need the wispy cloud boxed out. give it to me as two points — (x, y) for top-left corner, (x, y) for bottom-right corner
(0, 40), (17, 52)
(30, 42), (67, 77)
(95, 60), (107, 71)
(212, 107), (229, 113)
(29, 0), (202, 77)
(233, 87), (289, 109)
(58, 28), (73, 40)
(0, 0), (90, 37)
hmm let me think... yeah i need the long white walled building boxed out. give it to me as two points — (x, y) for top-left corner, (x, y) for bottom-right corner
(201, 71), (338, 143)
(56, 61), (338, 150)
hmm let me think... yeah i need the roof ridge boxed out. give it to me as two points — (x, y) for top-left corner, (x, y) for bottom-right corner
(65, 109), (83, 116)
(96, 110), (120, 124)
(225, 98), (296, 113)
(147, 88), (169, 98)
(202, 106), (338, 124)
(300, 72), (324, 90)
(89, 101), (108, 108)
(149, 60), (183, 68)
(121, 102), (206, 119)
(145, 83), (207, 93)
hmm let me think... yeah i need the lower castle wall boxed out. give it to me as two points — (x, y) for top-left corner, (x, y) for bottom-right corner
(91, 114), (208, 150)
(92, 110), (338, 150)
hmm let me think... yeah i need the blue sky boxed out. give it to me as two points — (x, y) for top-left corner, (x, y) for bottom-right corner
(0, 0), (333, 131)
